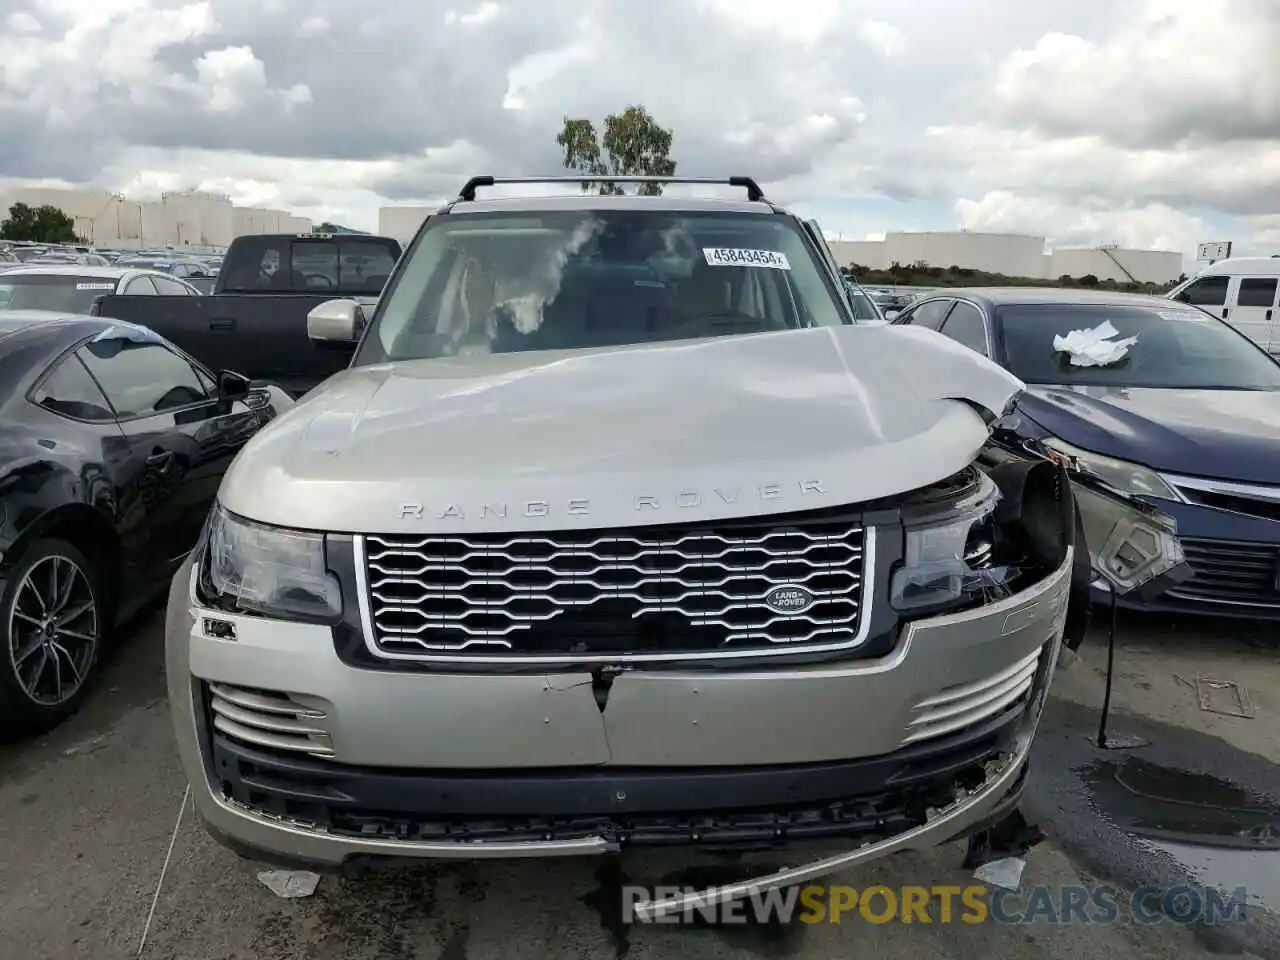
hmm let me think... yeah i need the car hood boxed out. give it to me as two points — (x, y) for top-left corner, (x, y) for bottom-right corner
(220, 325), (1024, 533)
(1018, 385), (1280, 484)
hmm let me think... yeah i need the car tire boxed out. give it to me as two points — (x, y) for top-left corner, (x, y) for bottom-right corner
(0, 538), (106, 737)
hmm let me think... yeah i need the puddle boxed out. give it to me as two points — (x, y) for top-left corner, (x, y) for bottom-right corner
(1082, 756), (1280, 910)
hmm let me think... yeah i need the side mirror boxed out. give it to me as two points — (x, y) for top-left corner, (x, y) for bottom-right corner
(307, 299), (362, 343)
(218, 369), (252, 399)
(885, 309), (900, 321)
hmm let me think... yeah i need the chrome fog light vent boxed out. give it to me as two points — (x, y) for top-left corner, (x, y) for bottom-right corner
(207, 682), (334, 758)
(904, 647), (1042, 745)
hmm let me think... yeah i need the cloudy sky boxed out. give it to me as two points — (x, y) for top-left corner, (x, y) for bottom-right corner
(1, 0), (1277, 260)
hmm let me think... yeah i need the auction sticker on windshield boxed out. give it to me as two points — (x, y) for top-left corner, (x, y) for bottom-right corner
(76, 282), (115, 290)
(703, 248), (791, 269)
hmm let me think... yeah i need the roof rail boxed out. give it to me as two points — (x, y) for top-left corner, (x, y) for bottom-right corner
(456, 175), (765, 203)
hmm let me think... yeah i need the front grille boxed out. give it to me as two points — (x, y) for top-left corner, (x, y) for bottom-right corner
(1167, 476), (1280, 522)
(357, 517), (871, 661)
(1174, 486), (1280, 523)
(1167, 538), (1280, 608)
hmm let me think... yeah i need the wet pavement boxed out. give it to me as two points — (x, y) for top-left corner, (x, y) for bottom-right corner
(0, 607), (1275, 960)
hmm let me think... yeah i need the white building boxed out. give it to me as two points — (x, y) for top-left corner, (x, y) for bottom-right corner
(828, 239), (887, 270)
(830, 230), (1185, 285)
(379, 206), (434, 245)
(0, 186), (314, 252)
(1044, 247), (1183, 285)
(233, 207), (313, 236)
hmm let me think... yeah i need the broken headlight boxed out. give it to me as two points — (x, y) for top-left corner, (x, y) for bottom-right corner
(889, 471), (1019, 615)
(196, 504), (342, 623)
(1038, 439), (1187, 594)
(1041, 438), (1181, 501)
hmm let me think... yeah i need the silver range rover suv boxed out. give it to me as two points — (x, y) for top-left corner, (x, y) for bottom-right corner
(166, 175), (1087, 917)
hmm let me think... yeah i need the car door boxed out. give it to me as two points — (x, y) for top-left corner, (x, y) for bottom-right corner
(75, 331), (263, 574)
(1231, 277), (1279, 354)
(27, 351), (153, 598)
(936, 301), (992, 357)
(1175, 275), (1230, 322)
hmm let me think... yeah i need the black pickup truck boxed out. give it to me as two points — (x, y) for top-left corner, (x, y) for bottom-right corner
(92, 232), (401, 396)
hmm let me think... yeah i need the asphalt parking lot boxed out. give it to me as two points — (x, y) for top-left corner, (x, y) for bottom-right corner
(1, 608), (1275, 960)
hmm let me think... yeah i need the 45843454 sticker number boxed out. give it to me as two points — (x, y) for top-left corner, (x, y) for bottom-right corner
(702, 248), (791, 269)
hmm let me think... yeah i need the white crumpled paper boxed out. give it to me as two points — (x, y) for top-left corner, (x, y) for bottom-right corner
(1052, 320), (1137, 367)
(258, 869), (321, 898)
(973, 856), (1026, 892)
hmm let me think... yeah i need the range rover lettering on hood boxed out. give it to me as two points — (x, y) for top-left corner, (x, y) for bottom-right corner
(218, 325), (1024, 533)
(399, 480), (826, 521)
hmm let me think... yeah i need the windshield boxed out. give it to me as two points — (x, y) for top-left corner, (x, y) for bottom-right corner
(0, 274), (117, 313)
(359, 210), (847, 363)
(998, 303), (1280, 390)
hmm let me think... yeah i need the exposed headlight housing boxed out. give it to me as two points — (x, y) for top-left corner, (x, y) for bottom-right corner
(889, 471), (1019, 615)
(196, 504), (341, 623)
(1041, 438), (1181, 501)
(1037, 439), (1187, 594)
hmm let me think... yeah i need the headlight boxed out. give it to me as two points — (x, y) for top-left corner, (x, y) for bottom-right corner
(889, 471), (1019, 614)
(1038, 441), (1187, 594)
(1041, 438), (1181, 501)
(196, 504), (341, 623)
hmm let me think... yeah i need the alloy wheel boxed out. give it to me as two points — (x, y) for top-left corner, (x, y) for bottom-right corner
(6, 554), (100, 706)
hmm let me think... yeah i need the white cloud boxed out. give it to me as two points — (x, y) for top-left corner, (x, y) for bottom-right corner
(0, 0), (1274, 250)
(857, 20), (905, 57)
(955, 191), (1208, 253)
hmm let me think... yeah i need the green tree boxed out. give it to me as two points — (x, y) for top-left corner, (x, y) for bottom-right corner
(0, 202), (80, 243)
(556, 105), (677, 195)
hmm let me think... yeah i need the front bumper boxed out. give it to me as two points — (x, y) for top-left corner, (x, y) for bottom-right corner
(165, 548), (1071, 916)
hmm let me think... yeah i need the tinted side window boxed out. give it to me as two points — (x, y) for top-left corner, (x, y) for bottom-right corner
(220, 238), (289, 292)
(907, 300), (954, 329)
(292, 240), (340, 291)
(152, 275), (192, 295)
(1181, 276), (1229, 306)
(77, 338), (210, 419)
(340, 240), (398, 293)
(939, 302), (989, 355)
(33, 355), (115, 421)
(124, 276), (158, 295)
(1237, 278), (1278, 308)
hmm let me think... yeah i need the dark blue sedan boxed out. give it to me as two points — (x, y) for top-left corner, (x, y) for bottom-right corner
(892, 287), (1280, 619)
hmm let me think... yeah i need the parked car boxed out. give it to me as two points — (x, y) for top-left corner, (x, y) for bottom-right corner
(1166, 256), (1280, 355)
(0, 265), (200, 312)
(891, 287), (1280, 619)
(166, 174), (1089, 917)
(94, 232), (402, 396)
(0, 313), (292, 733)
(115, 255), (215, 282)
(866, 288), (917, 318)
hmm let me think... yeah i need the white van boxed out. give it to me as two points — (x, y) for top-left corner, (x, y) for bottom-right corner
(1166, 256), (1280, 354)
